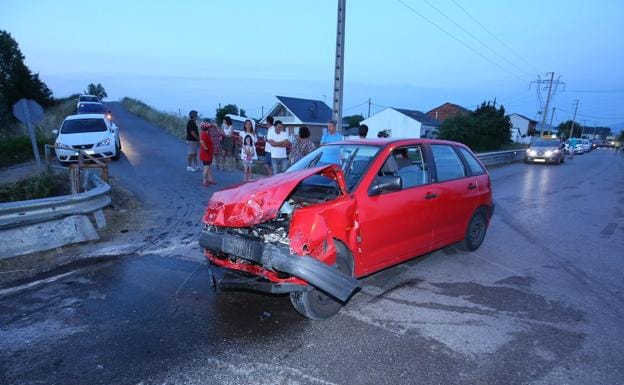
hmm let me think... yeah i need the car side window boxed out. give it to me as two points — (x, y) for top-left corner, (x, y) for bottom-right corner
(377, 146), (428, 189)
(458, 147), (485, 175)
(431, 144), (467, 182)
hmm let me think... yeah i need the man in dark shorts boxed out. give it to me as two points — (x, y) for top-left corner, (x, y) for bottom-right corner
(186, 110), (199, 172)
(264, 116), (274, 175)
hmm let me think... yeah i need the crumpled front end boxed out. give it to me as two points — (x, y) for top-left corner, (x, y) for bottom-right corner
(200, 165), (359, 301)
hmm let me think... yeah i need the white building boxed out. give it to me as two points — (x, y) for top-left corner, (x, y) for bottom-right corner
(359, 107), (441, 139)
(509, 113), (538, 144)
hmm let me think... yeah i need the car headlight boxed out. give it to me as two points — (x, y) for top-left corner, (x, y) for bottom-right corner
(96, 138), (111, 147)
(528, 150), (537, 156)
(545, 150), (553, 156)
(554, 149), (560, 153)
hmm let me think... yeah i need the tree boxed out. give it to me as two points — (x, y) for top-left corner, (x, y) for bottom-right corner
(344, 114), (364, 128)
(557, 120), (583, 139)
(239, 108), (247, 118)
(438, 102), (511, 152)
(85, 83), (107, 99)
(215, 104), (239, 124)
(0, 29), (53, 126)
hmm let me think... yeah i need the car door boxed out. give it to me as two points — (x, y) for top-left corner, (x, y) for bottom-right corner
(427, 144), (480, 248)
(356, 145), (436, 272)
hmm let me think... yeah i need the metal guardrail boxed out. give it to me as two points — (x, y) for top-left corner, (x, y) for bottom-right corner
(0, 172), (111, 230)
(476, 149), (525, 166)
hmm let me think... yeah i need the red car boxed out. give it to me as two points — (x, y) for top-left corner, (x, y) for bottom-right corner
(200, 139), (494, 319)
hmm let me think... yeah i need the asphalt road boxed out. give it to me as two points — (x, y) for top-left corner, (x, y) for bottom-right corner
(1, 107), (623, 385)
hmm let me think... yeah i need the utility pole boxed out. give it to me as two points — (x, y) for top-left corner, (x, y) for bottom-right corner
(332, 0), (346, 132)
(581, 119), (587, 138)
(261, 106), (264, 119)
(367, 98), (371, 118)
(530, 72), (565, 137)
(548, 107), (556, 136)
(568, 100), (579, 159)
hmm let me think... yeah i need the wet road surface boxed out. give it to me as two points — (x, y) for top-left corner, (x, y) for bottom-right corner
(1, 106), (624, 384)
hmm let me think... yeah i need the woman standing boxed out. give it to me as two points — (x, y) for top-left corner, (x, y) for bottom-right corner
(199, 122), (215, 185)
(290, 126), (316, 165)
(221, 116), (235, 170)
(240, 119), (257, 181)
(207, 121), (223, 170)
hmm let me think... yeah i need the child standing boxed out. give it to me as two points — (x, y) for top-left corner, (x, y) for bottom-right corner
(241, 134), (257, 181)
(199, 122), (215, 185)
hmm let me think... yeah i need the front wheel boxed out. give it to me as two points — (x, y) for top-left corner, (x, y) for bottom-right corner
(459, 209), (488, 251)
(289, 243), (353, 320)
(112, 139), (121, 160)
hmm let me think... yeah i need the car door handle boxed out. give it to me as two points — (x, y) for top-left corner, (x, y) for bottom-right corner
(467, 183), (477, 190)
(425, 192), (437, 200)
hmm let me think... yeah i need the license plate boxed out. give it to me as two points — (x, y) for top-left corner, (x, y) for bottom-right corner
(85, 150), (95, 155)
(534, 159), (546, 162)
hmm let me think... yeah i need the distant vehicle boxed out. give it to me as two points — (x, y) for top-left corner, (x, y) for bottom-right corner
(224, 114), (267, 156)
(77, 102), (106, 114)
(53, 114), (121, 165)
(581, 139), (592, 152)
(76, 94), (100, 109)
(564, 139), (584, 155)
(605, 136), (616, 148)
(525, 139), (565, 164)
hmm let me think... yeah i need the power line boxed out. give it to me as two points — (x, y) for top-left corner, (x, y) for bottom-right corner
(343, 101), (369, 112)
(450, 0), (542, 74)
(396, 0), (526, 81)
(555, 108), (624, 121)
(420, 0), (532, 77)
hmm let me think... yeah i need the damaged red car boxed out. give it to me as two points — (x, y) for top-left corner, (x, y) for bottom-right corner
(200, 139), (494, 319)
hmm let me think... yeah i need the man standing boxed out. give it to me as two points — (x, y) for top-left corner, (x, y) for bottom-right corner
(320, 120), (343, 145)
(267, 120), (289, 174)
(263, 116), (274, 175)
(186, 110), (199, 171)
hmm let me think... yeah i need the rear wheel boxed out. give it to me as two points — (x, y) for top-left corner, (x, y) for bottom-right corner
(289, 243), (353, 320)
(459, 209), (488, 251)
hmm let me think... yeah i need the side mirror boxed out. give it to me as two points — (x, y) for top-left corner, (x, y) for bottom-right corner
(369, 175), (402, 196)
(52, 129), (59, 136)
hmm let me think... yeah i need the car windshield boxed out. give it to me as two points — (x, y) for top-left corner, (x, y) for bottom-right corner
(61, 118), (107, 134)
(533, 140), (559, 147)
(287, 143), (381, 192)
(78, 103), (106, 114)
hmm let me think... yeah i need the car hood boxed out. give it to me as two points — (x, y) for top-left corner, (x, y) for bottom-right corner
(203, 164), (347, 227)
(56, 131), (111, 145)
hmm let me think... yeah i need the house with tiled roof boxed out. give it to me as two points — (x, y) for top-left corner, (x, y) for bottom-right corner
(261, 96), (340, 142)
(426, 102), (471, 123)
(359, 107), (441, 139)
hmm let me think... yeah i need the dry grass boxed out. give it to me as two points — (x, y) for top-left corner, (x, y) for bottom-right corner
(121, 97), (186, 139)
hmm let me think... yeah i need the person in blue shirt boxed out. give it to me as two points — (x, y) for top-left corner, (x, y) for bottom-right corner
(320, 120), (343, 145)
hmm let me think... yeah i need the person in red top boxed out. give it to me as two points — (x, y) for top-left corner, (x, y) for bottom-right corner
(199, 122), (215, 185)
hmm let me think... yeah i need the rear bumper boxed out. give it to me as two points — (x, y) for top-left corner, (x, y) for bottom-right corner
(199, 230), (359, 302)
(208, 264), (309, 294)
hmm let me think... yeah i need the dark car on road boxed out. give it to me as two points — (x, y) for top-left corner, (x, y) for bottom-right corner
(199, 139), (494, 320)
(525, 139), (565, 164)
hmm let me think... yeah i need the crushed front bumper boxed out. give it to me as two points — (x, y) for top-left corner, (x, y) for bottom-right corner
(199, 230), (359, 302)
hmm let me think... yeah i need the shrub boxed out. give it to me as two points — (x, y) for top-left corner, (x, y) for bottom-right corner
(0, 171), (68, 202)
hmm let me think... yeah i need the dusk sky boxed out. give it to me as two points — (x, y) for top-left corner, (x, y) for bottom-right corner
(2, 0), (624, 129)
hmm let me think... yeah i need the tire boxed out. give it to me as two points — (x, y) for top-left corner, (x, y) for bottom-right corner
(112, 139), (121, 160)
(289, 242), (353, 320)
(459, 209), (488, 252)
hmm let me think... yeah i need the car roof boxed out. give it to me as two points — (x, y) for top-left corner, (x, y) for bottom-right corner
(79, 94), (98, 98)
(78, 101), (104, 106)
(64, 114), (109, 120)
(330, 138), (470, 148)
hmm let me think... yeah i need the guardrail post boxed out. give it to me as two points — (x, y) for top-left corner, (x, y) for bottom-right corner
(69, 165), (80, 194)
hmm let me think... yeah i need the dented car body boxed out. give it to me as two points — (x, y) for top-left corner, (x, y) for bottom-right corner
(200, 139), (494, 319)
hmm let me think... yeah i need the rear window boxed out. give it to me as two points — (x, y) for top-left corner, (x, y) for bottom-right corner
(458, 147), (485, 175)
(61, 118), (107, 134)
(78, 103), (106, 114)
(431, 144), (466, 182)
(79, 96), (99, 102)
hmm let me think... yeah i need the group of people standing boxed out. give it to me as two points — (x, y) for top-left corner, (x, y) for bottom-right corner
(185, 110), (369, 186)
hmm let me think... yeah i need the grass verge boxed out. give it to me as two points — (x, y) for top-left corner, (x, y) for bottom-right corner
(0, 171), (69, 202)
(121, 97), (186, 139)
